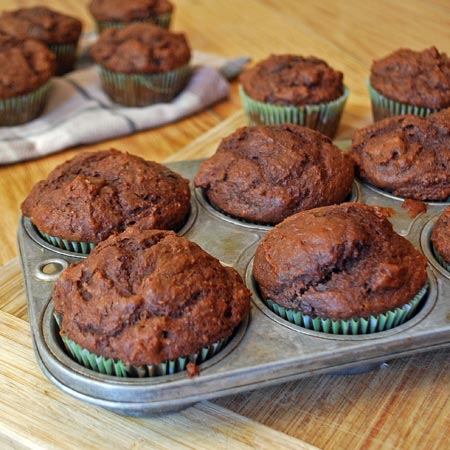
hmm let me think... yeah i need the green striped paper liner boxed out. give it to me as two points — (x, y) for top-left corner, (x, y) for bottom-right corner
(95, 12), (173, 33)
(239, 85), (349, 138)
(367, 79), (440, 122)
(0, 82), (51, 126)
(49, 42), (79, 75)
(54, 314), (229, 377)
(37, 227), (96, 254)
(265, 284), (428, 335)
(97, 64), (192, 106)
(431, 243), (450, 272)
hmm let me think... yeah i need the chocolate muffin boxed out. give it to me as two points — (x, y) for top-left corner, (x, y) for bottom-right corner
(53, 228), (252, 375)
(239, 54), (348, 137)
(0, 33), (56, 126)
(349, 109), (450, 201)
(368, 47), (450, 120)
(89, 0), (174, 31)
(241, 54), (344, 106)
(21, 149), (191, 251)
(91, 23), (191, 106)
(195, 124), (354, 224)
(431, 206), (450, 269)
(253, 203), (428, 333)
(0, 7), (82, 75)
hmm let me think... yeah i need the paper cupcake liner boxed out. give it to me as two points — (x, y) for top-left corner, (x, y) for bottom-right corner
(36, 227), (96, 254)
(431, 243), (450, 272)
(49, 42), (79, 75)
(95, 13), (173, 33)
(54, 314), (229, 377)
(367, 80), (440, 122)
(239, 85), (349, 138)
(265, 284), (428, 335)
(0, 82), (51, 126)
(98, 64), (192, 107)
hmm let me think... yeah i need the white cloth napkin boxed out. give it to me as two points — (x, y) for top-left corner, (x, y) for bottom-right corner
(0, 51), (249, 165)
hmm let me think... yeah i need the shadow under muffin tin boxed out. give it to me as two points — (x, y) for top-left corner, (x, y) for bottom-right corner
(18, 157), (450, 416)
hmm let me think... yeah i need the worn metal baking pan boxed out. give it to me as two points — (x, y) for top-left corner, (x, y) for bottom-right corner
(17, 159), (450, 417)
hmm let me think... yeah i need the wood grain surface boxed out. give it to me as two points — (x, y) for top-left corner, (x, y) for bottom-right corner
(1, 0), (449, 265)
(4, 110), (450, 450)
(0, 0), (450, 449)
(0, 287), (314, 450)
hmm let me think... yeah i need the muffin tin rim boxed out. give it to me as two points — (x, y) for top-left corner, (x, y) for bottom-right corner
(18, 158), (450, 415)
(21, 195), (198, 259)
(195, 180), (361, 229)
(246, 256), (438, 341)
(40, 299), (251, 386)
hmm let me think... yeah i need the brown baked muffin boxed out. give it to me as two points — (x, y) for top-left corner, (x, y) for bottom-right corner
(241, 54), (343, 106)
(431, 206), (450, 269)
(0, 7), (82, 75)
(89, 0), (174, 32)
(349, 109), (450, 201)
(91, 23), (191, 106)
(195, 124), (354, 224)
(368, 47), (450, 120)
(0, 33), (55, 126)
(239, 54), (348, 137)
(253, 203), (428, 334)
(53, 228), (252, 376)
(21, 149), (191, 252)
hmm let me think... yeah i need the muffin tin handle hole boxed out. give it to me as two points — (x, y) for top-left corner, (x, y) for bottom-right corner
(33, 259), (69, 282)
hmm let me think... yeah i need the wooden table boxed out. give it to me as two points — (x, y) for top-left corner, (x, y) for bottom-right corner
(0, 1), (449, 448)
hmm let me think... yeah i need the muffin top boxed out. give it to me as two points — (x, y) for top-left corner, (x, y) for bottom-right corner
(349, 108), (450, 201)
(253, 203), (428, 321)
(21, 149), (191, 244)
(53, 228), (252, 366)
(0, 7), (82, 45)
(0, 33), (56, 98)
(195, 124), (354, 224)
(89, 0), (173, 22)
(91, 22), (190, 73)
(431, 206), (450, 266)
(240, 54), (344, 106)
(370, 47), (450, 109)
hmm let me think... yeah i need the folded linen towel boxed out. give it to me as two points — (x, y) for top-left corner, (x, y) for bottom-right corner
(0, 51), (249, 165)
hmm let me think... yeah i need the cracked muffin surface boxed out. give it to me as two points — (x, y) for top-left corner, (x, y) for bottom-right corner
(195, 124), (354, 224)
(21, 149), (191, 243)
(0, 7), (82, 45)
(91, 22), (190, 73)
(370, 47), (450, 109)
(53, 228), (252, 366)
(253, 202), (427, 320)
(349, 109), (450, 201)
(240, 54), (343, 106)
(0, 33), (55, 98)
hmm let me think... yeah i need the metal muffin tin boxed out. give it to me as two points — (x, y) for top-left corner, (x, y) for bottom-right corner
(17, 159), (450, 416)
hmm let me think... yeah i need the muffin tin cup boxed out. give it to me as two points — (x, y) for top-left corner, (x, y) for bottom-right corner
(264, 283), (428, 335)
(0, 81), (52, 127)
(431, 244), (450, 272)
(36, 227), (96, 255)
(239, 85), (349, 138)
(97, 64), (192, 107)
(94, 13), (173, 33)
(54, 314), (230, 378)
(367, 79), (440, 122)
(49, 42), (79, 76)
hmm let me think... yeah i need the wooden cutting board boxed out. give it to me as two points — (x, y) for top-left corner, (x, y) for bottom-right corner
(0, 259), (314, 450)
(1, 112), (449, 450)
